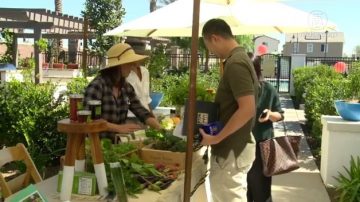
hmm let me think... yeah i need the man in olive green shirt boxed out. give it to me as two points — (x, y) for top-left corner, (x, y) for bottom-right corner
(200, 19), (259, 202)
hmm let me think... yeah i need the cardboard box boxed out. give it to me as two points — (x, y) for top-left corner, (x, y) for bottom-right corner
(140, 145), (186, 170)
(57, 171), (97, 196)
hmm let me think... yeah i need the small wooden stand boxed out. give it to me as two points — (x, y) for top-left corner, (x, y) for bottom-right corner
(57, 119), (108, 201)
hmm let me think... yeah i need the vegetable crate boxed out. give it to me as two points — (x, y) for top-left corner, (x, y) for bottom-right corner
(140, 145), (186, 170)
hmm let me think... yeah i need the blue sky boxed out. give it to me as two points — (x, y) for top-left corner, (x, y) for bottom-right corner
(0, 0), (359, 55)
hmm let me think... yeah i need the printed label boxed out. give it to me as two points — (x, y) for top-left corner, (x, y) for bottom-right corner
(95, 106), (101, 115)
(197, 113), (209, 124)
(78, 177), (93, 195)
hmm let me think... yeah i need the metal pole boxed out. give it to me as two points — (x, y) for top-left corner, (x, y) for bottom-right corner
(324, 30), (328, 57)
(296, 33), (299, 54)
(183, 0), (200, 201)
(82, 17), (88, 77)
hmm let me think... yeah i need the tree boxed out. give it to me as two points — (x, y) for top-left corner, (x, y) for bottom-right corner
(235, 35), (254, 53)
(0, 29), (14, 63)
(158, 0), (176, 6)
(54, 0), (63, 51)
(82, 0), (125, 64)
(354, 45), (360, 57)
(150, 0), (157, 12)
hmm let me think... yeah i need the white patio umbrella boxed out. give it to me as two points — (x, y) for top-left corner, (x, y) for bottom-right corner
(106, 1), (336, 201)
(105, 0), (336, 37)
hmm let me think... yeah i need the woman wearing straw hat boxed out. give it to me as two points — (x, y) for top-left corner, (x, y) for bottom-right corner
(84, 43), (162, 141)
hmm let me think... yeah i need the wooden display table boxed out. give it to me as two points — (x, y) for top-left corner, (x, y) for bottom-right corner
(57, 119), (108, 201)
(5, 147), (208, 202)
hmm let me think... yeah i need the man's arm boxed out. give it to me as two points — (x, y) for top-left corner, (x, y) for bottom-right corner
(200, 94), (255, 145)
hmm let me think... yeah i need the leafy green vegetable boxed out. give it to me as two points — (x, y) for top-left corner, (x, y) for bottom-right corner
(86, 139), (174, 196)
(145, 129), (187, 152)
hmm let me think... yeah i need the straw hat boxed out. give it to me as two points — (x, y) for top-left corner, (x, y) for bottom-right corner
(102, 43), (148, 70)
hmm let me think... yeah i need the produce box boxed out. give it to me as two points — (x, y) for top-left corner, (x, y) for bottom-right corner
(140, 145), (186, 170)
(115, 130), (147, 149)
(57, 171), (97, 196)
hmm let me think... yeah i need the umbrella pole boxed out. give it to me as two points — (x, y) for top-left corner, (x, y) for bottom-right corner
(183, 0), (200, 202)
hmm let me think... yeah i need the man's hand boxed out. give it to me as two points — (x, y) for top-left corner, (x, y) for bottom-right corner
(199, 128), (221, 146)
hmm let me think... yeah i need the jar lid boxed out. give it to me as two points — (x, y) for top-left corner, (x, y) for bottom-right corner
(69, 94), (84, 99)
(77, 110), (91, 116)
(88, 100), (102, 105)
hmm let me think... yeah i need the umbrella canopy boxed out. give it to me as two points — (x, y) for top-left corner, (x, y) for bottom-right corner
(105, 0), (336, 37)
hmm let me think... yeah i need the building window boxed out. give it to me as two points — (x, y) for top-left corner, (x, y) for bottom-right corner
(321, 44), (328, 53)
(307, 43), (314, 53)
(293, 43), (299, 53)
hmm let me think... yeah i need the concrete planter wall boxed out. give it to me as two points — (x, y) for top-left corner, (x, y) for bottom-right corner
(320, 115), (360, 187)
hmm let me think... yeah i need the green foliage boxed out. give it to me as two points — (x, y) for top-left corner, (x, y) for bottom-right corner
(0, 81), (68, 170)
(334, 156), (360, 202)
(304, 76), (350, 139)
(148, 44), (170, 79)
(18, 58), (35, 82)
(292, 65), (343, 104)
(145, 129), (186, 152)
(82, 0), (124, 58)
(35, 38), (48, 53)
(347, 63), (360, 99)
(0, 28), (14, 63)
(151, 68), (219, 107)
(66, 77), (90, 95)
(90, 139), (168, 196)
(235, 35), (255, 52)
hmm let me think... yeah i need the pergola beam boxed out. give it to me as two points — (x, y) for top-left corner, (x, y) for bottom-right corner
(14, 32), (96, 39)
(0, 21), (54, 29)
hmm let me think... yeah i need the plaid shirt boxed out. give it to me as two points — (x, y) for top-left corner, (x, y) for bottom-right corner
(84, 75), (153, 124)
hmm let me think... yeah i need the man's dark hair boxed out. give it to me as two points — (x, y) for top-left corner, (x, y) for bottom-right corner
(202, 18), (234, 39)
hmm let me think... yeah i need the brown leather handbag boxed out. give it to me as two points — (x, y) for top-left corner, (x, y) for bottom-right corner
(259, 134), (302, 177)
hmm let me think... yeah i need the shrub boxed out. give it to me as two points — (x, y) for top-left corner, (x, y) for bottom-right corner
(152, 68), (220, 107)
(0, 81), (68, 170)
(148, 44), (170, 79)
(304, 76), (350, 138)
(347, 62), (360, 99)
(66, 77), (90, 95)
(293, 65), (343, 105)
(334, 156), (360, 202)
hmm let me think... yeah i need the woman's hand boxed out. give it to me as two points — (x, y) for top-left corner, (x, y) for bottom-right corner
(199, 128), (221, 146)
(258, 109), (270, 123)
(258, 109), (283, 123)
(107, 122), (143, 134)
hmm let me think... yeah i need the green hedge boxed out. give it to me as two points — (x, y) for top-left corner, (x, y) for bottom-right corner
(293, 63), (360, 156)
(0, 81), (68, 170)
(293, 65), (343, 105)
(304, 76), (350, 139)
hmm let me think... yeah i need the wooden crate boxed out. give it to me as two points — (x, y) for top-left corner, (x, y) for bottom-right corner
(140, 145), (186, 170)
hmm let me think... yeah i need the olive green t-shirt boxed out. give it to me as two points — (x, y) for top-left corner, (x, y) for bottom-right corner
(252, 81), (284, 142)
(212, 47), (259, 168)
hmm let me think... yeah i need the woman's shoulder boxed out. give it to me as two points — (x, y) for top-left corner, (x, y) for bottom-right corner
(262, 81), (277, 91)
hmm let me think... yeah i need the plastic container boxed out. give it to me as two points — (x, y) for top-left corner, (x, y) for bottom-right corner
(77, 110), (91, 123)
(334, 100), (360, 121)
(69, 94), (84, 121)
(88, 100), (102, 120)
